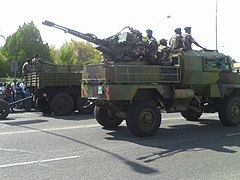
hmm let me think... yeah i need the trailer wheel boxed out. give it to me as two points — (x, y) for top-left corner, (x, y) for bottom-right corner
(219, 96), (240, 126)
(181, 108), (202, 121)
(76, 97), (94, 114)
(94, 106), (123, 129)
(126, 101), (161, 137)
(0, 99), (10, 119)
(51, 93), (74, 116)
(37, 98), (52, 114)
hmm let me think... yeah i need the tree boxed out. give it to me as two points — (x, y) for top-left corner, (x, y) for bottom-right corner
(56, 40), (102, 65)
(0, 51), (9, 78)
(49, 45), (58, 64)
(56, 42), (76, 65)
(1, 21), (51, 77)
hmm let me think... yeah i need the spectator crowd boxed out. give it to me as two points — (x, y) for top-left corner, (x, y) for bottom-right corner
(0, 79), (31, 111)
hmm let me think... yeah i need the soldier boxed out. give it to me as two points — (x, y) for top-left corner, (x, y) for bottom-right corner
(157, 39), (172, 66)
(169, 28), (183, 50)
(22, 58), (33, 75)
(31, 53), (50, 72)
(145, 29), (158, 59)
(146, 29), (158, 50)
(182, 26), (206, 50)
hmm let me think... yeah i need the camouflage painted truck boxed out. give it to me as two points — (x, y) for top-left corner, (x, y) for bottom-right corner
(43, 20), (240, 136)
(24, 63), (93, 116)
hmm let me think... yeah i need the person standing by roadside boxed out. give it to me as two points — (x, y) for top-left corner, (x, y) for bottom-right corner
(0, 82), (5, 96)
(11, 79), (17, 102)
(4, 83), (14, 110)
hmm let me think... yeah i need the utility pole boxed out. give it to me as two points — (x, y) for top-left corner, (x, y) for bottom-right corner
(215, 0), (218, 51)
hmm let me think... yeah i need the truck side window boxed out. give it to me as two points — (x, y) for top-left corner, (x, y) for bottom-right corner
(204, 58), (231, 71)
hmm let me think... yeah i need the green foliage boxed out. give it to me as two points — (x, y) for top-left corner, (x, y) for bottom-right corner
(49, 45), (58, 64)
(0, 21), (102, 79)
(56, 42), (76, 65)
(1, 21), (51, 77)
(56, 40), (102, 65)
(0, 52), (9, 77)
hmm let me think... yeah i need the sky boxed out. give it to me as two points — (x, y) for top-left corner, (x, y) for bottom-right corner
(1, 0), (239, 61)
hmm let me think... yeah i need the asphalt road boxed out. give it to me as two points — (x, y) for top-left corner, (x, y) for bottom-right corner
(0, 111), (240, 180)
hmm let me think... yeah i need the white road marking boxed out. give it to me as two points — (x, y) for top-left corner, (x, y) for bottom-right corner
(0, 114), (218, 136)
(226, 132), (240, 137)
(0, 124), (99, 135)
(0, 155), (80, 168)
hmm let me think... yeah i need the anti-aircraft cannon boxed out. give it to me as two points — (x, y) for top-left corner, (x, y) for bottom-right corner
(42, 20), (149, 62)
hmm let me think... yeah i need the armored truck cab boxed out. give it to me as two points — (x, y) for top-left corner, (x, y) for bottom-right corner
(82, 50), (240, 137)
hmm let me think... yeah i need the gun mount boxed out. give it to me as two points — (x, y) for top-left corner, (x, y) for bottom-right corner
(43, 20), (149, 62)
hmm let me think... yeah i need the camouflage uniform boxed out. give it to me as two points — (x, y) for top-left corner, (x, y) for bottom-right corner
(32, 54), (50, 72)
(182, 32), (195, 50)
(169, 28), (183, 50)
(182, 26), (206, 50)
(22, 58), (32, 75)
(157, 39), (172, 66)
(145, 29), (158, 62)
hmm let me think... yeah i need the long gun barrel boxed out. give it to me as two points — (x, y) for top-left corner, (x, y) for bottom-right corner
(42, 20), (108, 46)
(42, 20), (148, 62)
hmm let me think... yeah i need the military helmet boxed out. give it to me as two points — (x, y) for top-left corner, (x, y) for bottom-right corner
(159, 38), (167, 46)
(146, 29), (153, 33)
(184, 26), (191, 31)
(174, 28), (181, 33)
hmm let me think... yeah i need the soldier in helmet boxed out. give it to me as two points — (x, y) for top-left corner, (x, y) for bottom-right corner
(145, 29), (158, 60)
(22, 58), (33, 76)
(31, 53), (51, 72)
(157, 38), (172, 66)
(169, 28), (183, 50)
(182, 26), (206, 50)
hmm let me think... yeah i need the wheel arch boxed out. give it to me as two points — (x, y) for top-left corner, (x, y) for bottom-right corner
(132, 88), (167, 107)
(220, 84), (240, 97)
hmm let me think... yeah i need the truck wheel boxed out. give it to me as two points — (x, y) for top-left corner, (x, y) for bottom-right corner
(51, 93), (74, 116)
(37, 98), (52, 114)
(0, 99), (10, 119)
(219, 96), (240, 126)
(76, 97), (94, 114)
(181, 108), (202, 121)
(94, 106), (123, 129)
(126, 101), (161, 137)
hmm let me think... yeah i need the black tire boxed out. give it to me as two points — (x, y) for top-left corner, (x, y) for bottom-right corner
(94, 106), (123, 129)
(126, 101), (161, 137)
(219, 96), (240, 126)
(50, 93), (74, 116)
(0, 99), (10, 119)
(37, 98), (52, 114)
(181, 108), (202, 121)
(76, 97), (94, 114)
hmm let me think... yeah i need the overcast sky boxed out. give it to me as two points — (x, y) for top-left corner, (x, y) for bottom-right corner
(1, 0), (239, 61)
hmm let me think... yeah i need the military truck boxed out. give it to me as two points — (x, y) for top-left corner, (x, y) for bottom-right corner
(81, 50), (240, 136)
(43, 20), (240, 137)
(24, 63), (93, 116)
